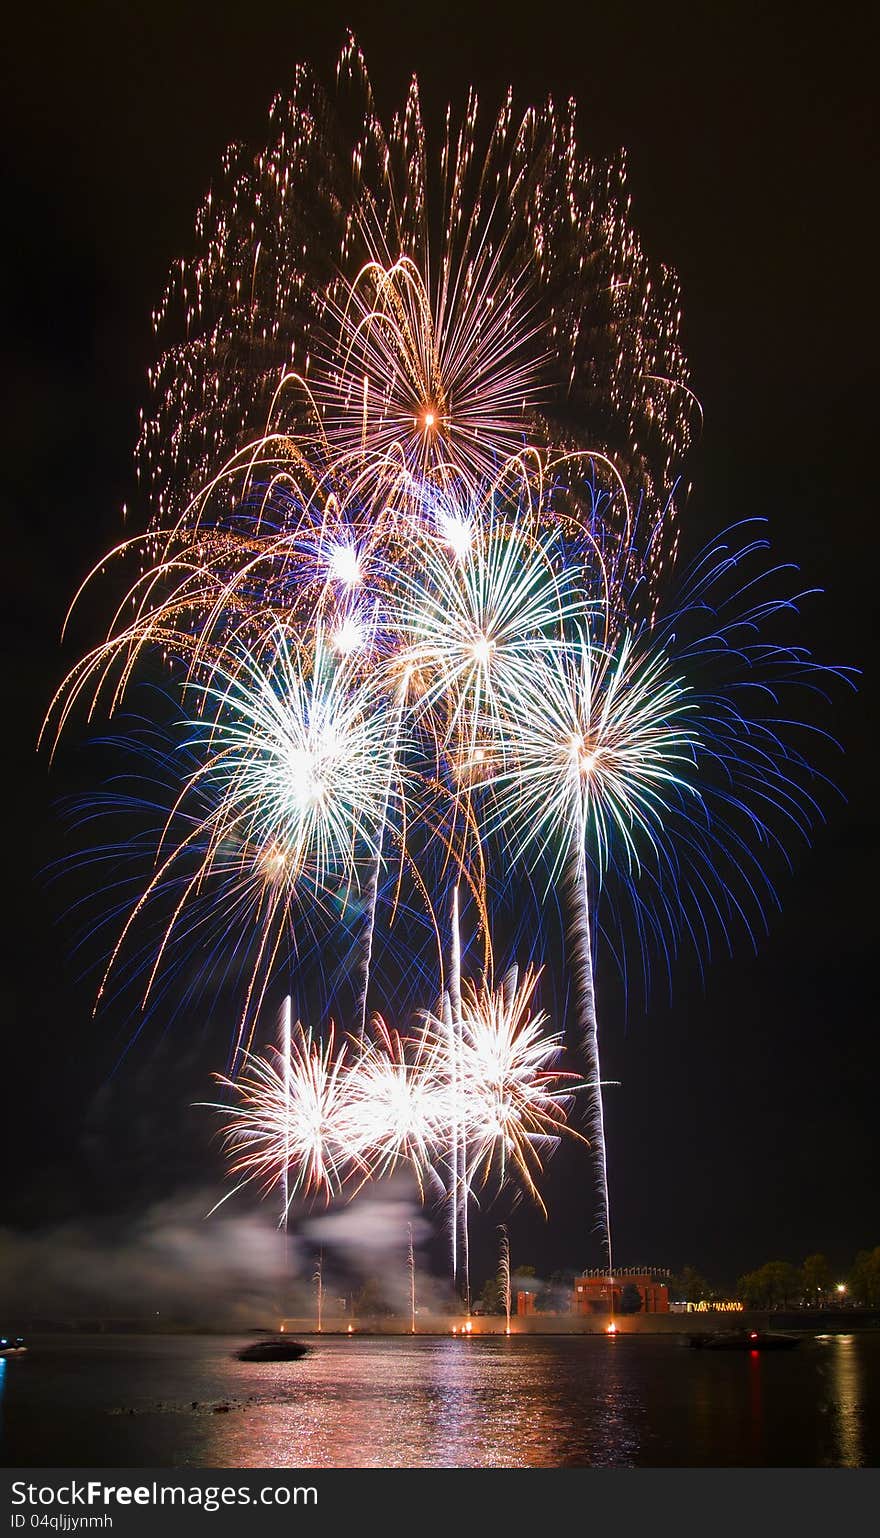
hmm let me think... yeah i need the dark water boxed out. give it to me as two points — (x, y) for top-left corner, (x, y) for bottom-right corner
(1, 1332), (877, 1468)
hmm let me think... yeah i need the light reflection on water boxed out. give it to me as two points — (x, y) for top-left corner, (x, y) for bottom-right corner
(1, 1333), (877, 1468)
(827, 1336), (864, 1468)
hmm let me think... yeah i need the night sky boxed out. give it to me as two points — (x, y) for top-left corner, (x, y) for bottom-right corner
(0, 1), (876, 1295)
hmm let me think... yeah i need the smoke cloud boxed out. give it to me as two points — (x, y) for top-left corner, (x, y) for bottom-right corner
(0, 1191), (298, 1326)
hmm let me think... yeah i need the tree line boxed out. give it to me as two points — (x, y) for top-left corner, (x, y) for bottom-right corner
(735, 1248), (880, 1310)
(472, 1248), (880, 1313)
(678, 1249), (880, 1310)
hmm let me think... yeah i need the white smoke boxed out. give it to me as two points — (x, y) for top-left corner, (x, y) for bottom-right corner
(0, 1190), (300, 1325)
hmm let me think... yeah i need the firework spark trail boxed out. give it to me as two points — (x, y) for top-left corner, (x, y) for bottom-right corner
(570, 822), (612, 1274)
(441, 988), (458, 1293)
(476, 626), (698, 1262)
(498, 1223), (512, 1333)
(355, 674), (409, 1039)
(314, 1251), (324, 1333)
(407, 1221), (416, 1333)
(280, 994), (291, 1245)
(449, 885), (469, 1312)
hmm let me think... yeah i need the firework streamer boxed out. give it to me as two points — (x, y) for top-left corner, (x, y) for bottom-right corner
(498, 1223), (512, 1335)
(440, 990), (458, 1292)
(569, 805), (613, 1277)
(279, 994), (292, 1295)
(450, 884), (470, 1312)
(407, 1222), (416, 1334)
(314, 1250), (324, 1334)
(355, 674), (409, 1040)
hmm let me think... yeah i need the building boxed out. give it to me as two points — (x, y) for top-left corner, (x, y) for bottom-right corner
(573, 1268), (670, 1315)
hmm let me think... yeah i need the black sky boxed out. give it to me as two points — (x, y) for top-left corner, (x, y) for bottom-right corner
(0, 1), (876, 1292)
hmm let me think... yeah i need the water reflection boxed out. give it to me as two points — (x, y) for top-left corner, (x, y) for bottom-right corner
(747, 1350), (764, 1463)
(828, 1336), (863, 1467)
(4, 1333), (878, 1467)
(199, 1337), (644, 1468)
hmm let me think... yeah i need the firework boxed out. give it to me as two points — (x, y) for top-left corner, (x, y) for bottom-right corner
(210, 1021), (358, 1210)
(43, 36), (850, 1284)
(138, 34), (696, 594)
(454, 966), (587, 1212)
(187, 625), (401, 894)
(389, 500), (594, 756)
(342, 1014), (448, 1194)
(85, 623), (412, 1054)
(208, 975), (586, 1227)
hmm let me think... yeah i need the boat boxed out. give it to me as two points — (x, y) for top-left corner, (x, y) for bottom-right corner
(0, 1335), (27, 1357)
(689, 1329), (801, 1351)
(235, 1337), (310, 1362)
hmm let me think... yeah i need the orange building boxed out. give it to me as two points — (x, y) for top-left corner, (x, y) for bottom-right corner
(573, 1269), (670, 1314)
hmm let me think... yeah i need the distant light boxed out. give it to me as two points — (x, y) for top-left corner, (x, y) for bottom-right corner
(606, 1322), (617, 1335)
(836, 1283), (847, 1294)
(347, 1324), (354, 1334)
(464, 1320), (473, 1333)
(328, 543), (362, 586)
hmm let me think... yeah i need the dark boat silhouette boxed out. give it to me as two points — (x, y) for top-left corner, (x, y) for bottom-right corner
(689, 1329), (801, 1351)
(236, 1337), (310, 1362)
(0, 1335), (27, 1357)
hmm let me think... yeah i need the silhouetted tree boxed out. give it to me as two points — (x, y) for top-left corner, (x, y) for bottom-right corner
(476, 1278), (505, 1314)
(801, 1253), (832, 1302)
(850, 1247), (880, 1307)
(619, 1283), (643, 1315)
(672, 1265), (711, 1304)
(354, 1278), (394, 1317)
(737, 1261), (801, 1309)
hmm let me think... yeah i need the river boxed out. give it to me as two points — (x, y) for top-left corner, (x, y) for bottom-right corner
(1, 1331), (876, 1467)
